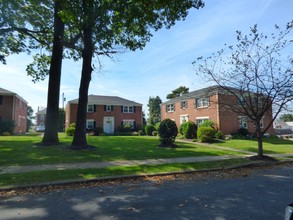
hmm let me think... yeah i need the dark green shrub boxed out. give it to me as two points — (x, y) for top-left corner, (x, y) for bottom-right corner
(138, 130), (145, 136)
(158, 119), (178, 145)
(179, 121), (197, 139)
(145, 124), (156, 136)
(94, 127), (104, 136)
(179, 122), (187, 135)
(197, 126), (216, 143)
(152, 131), (158, 136)
(238, 128), (249, 136)
(215, 130), (224, 139)
(0, 120), (15, 135)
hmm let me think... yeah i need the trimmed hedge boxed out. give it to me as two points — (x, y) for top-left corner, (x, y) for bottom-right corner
(197, 126), (216, 143)
(158, 119), (178, 145)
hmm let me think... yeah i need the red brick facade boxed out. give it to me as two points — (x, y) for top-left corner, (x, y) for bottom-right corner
(161, 87), (274, 135)
(0, 88), (28, 134)
(66, 95), (143, 134)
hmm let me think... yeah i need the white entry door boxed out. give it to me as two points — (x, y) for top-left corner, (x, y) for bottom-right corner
(103, 117), (114, 134)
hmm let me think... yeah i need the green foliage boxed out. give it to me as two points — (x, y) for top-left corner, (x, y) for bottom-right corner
(0, 120), (15, 135)
(145, 124), (156, 136)
(58, 108), (65, 132)
(94, 127), (104, 136)
(66, 123), (76, 136)
(280, 114), (293, 122)
(147, 96), (162, 125)
(166, 86), (189, 99)
(237, 128), (249, 137)
(215, 130), (224, 139)
(158, 119), (178, 145)
(152, 131), (158, 136)
(179, 121), (197, 139)
(138, 130), (145, 136)
(2, 132), (11, 136)
(199, 120), (216, 129)
(26, 106), (34, 132)
(155, 122), (161, 130)
(197, 126), (216, 143)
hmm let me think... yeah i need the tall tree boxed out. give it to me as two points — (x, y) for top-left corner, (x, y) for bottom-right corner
(194, 22), (293, 158)
(280, 114), (293, 122)
(147, 96), (162, 125)
(166, 86), (189, 99)
(64, 0), (204, 148)
(26, 106), (35, 132)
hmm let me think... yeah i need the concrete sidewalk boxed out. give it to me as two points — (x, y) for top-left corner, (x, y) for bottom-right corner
(0, 155), (246, 174)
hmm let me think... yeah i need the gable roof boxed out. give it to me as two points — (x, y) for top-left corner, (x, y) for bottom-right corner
(36, 108), (47, 115)
(0, 87), (28, 104)
(68, 95), (142, 106)
(0, 87), (16, 95)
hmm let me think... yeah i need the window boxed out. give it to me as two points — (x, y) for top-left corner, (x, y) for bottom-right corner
(180, 101), (188, 109)
(40, 115), (44, 121)
(105, 105), (112, 112)
(166, 104), (175, 112)
(196, 97), (209, 108)
(180, 115), (189, 124)
(86, 120), (95, 129)
(87, 105), (94, 112)
(123, 106), (134, 113)
(239, 116), (248, 129)
(196, 117), (209, 126)
(123, 120), (135, 129)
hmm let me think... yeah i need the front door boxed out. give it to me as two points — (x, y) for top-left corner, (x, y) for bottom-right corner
(103, 117), (114, 134)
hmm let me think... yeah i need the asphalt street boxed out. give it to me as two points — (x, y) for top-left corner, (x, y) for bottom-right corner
(1, 164), (293, 220)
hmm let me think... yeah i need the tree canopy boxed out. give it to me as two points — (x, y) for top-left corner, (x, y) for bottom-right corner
(166, 86), (189, 99)
(193, 21), (293, 158)
(147, 96), (162, 125)
(280, 113), (293, 122)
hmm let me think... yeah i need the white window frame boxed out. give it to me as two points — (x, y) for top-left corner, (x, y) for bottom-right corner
(180, 101), (188, 109)
(196, 117), (209, 126)
(196, 97), (209, 108)
(180, 115), (189, 124)
(87, 104), (94, 112)
(166, 104), (175, 112)
(239, 116), (248, 129)
(106, 105), (112, 112)
(86, 119), (95, 129)
(123, 120), (135, 129)
(123, 106), (134, 113)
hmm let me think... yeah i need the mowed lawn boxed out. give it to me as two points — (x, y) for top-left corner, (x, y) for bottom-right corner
(215, 137), (293, 154)
(0, 134), (242, 166)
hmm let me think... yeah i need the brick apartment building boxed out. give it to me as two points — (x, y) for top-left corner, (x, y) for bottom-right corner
(161, 86), (274, 135)
(36, 108), (46, 127)
(0, 87), (28, 134)
(66, 95), (143, 134)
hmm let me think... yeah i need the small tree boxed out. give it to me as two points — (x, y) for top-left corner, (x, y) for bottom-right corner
(194, 21), (293, 158)
(158, 119), (178, 146)
(147, 96), (162, 125)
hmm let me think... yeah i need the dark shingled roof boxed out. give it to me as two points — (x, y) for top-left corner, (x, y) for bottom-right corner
(162, 85), (227, 105)
(68, 95), (142, 106)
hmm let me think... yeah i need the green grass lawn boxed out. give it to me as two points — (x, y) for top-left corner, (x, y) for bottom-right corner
(0, 134), (242, 166)
(215, 137), (293, 154)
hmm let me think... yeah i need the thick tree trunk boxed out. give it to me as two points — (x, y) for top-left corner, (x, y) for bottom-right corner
(42, 0), (64, 145)
(71, 27), (93, 149)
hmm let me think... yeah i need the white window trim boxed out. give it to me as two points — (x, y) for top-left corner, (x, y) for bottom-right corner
(180, 114), (189, 124)
(180, 100), (188, 109)
(196, 116), (209, 126)
(123, 106), (134, 113)
(196, 97), (210, 108)
(86, 119), (95, 129)
(166, 104), (175, 112)
(106, 105), (112, 112)
(87, 104), (94, 112)
(123, 119), (135, 129)
(238, 116), (248, 129)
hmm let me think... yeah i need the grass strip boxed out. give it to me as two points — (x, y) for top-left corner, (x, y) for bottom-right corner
(0, 158), (250, 187)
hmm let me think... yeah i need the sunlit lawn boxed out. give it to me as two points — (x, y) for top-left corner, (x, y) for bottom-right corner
(215, 137), (293, 154)
(0, 134), (242, 166)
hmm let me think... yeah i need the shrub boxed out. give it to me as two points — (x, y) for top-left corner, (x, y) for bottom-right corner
(197, 126), (216, 143)
(215, 130), (224, 139)
(158, 119), (178, 145)
(0, 120), (15, 135)
(145, 124), (156, 136)
(2, 132), (10, 136)
(152, 131), (158, 136)
(66, 123), (76, 136)
(94, 127), (104, 136)
(199, 120), (216, 129)
(238, 127), (249, 136)
(179, 121), (197, 139)
(66, 127), (75, 136)
(138, 130), (145, 136)
(155, 122), (161, 131)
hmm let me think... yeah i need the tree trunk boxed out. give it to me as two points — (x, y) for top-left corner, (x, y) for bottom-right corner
(71, 27), (93, 149)
(42, 0), (64, 145)
(255, 123), (264, 158)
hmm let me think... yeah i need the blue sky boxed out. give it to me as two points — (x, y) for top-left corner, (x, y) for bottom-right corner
(0, 0), (292, 116)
